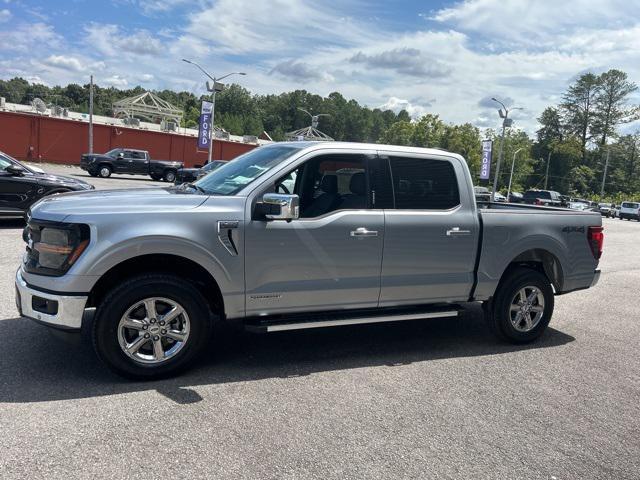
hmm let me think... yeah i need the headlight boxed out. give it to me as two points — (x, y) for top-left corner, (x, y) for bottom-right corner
(24, 221), (90, 276)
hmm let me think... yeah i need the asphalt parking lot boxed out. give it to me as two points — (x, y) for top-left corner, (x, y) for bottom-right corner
(1, 168), (639, 479)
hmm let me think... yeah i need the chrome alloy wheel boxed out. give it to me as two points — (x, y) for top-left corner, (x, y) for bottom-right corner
(509, 286), (545, 332)
(117, 297), (190, 364)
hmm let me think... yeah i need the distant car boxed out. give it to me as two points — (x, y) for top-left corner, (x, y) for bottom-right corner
(597, 203), (615, 218)
(559, 195), (570, 207)
(619, 201), (640, 221)
(80, 148), (183, 182)
(0, 150), (94, 218)
(174, 160), (226, 185)
(493, 192), (507, 202)
(508, 192), (524, 203)
(523, 189), (563, 207)
(474, 186), (491, 203)
(567, 201), (589, 211)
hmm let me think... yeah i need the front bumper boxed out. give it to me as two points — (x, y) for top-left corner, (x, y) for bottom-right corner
(15, 269), (87, 330)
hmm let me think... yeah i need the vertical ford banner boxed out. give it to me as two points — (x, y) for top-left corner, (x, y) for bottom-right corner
(480, 140), (492, 180)
(198, 101), (214, 149)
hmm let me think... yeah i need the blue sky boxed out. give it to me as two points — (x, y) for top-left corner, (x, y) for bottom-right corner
(1, 0), (640, 133)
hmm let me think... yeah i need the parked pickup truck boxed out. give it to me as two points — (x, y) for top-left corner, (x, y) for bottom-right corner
(16, 142), (603, 379)
(80, 148), (183, 182)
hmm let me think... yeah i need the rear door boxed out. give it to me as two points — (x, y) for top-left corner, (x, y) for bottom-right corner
(130, 151), (150, 174)
(377, 152), (480, 305)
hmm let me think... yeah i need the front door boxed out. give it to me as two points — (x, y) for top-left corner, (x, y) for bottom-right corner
(0, 160), (37, 215)
(244, 152), (384, 316)
(114, 150), (134, 172)
(377, 153), (480, 306)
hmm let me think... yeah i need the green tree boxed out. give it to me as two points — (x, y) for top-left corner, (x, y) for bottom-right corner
(561, 72), (599, 164)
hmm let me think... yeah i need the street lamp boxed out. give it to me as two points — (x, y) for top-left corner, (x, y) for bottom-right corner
(506, 147), (524, 201)
(182, 59), (246, 163)
(490, 97), (523, 202)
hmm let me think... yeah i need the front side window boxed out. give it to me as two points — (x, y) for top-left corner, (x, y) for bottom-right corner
(274, 154), (369, 218)
(105, 148), (122, 157)
(196, 144), (306, 195)
(0, 156), (12, 171)
(389, 157), (460, 210)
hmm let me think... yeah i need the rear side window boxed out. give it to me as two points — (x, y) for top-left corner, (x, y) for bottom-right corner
(622, 202), (639, 208)
(389, 157), (460, 210)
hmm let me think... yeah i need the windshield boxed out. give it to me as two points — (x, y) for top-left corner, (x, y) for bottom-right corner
(194, 144), (306, 195)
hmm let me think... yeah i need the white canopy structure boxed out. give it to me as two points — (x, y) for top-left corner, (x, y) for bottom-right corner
(113, 91), (183, 125)
(285, 108), (334, 141)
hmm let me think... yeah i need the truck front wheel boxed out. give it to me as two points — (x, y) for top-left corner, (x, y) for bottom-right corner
(488, 267), (554, 344)
(163, 170), (176, 183)
(92, 274), (213, 379)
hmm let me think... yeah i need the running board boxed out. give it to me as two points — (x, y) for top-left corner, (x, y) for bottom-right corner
(245, 307), (459, 333)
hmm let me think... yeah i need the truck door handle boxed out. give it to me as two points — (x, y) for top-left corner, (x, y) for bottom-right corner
(446, 227), (471, 236)
(350, 227), (378, 237)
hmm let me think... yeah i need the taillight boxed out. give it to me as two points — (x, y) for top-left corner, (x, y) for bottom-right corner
(588, 226), (604, 260)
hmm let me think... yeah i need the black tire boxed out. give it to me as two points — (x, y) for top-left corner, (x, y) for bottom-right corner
(163, 170), (176, 183)
(98, 165), (112, 178)
(92, 274), (214, 379)
(488, 267), (554, 344)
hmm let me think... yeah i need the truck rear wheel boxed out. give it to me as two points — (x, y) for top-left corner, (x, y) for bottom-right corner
(92, 274), (214, 379)
(488, 267), (554, 344)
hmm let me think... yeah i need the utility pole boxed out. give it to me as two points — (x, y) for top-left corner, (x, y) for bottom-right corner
(544, 150), (551, 189)
(89, 75), (94, 154)
(490, 98), (523, 202)
(600, 146), (610, 196)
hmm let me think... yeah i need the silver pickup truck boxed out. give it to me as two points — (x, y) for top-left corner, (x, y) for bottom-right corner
(15, 142), (603, 379)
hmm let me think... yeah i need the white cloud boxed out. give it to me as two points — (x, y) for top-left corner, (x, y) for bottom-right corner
(431, 0), (639, 46)
(42, 55), (85, 72)
(103, 74), (129, 87)
(379, 97), (430, 119)
(183, 0), (377, 54)
(0, 8), (10, 22)
(84, 23), (164, 57)
(0, 22), (61, 52)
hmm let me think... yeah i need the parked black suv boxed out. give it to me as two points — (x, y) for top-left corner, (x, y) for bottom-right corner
(80, 148), (183, 182)
(0, 151), (94, 218)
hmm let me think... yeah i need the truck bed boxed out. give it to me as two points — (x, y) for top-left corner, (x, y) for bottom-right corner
(473, 202), (602, 300)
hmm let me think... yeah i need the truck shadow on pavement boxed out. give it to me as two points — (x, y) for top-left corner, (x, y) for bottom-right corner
(0, 304), (574, 404)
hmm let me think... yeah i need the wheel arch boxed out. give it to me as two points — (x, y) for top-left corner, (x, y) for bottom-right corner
(87, 253), (225, 319)
(500, 248), (564, 292)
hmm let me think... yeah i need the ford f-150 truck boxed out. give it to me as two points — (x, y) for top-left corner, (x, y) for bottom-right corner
(80, 148), (183, 182)
(16, 142), (603, 379)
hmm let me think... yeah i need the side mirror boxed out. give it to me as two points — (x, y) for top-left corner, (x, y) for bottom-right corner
(6, 164), (26, 176)
(261, 193), (299, 221)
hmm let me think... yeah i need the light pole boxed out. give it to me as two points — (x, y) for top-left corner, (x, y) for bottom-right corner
(182, 59), (246, 163)
(507, 147), (524, 201)
(490, 97), (522, 202)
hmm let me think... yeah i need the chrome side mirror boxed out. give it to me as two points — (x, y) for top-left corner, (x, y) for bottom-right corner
(262, 193), (299, 221)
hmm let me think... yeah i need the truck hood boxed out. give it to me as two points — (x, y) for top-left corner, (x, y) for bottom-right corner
(29, 187), (208, 222)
